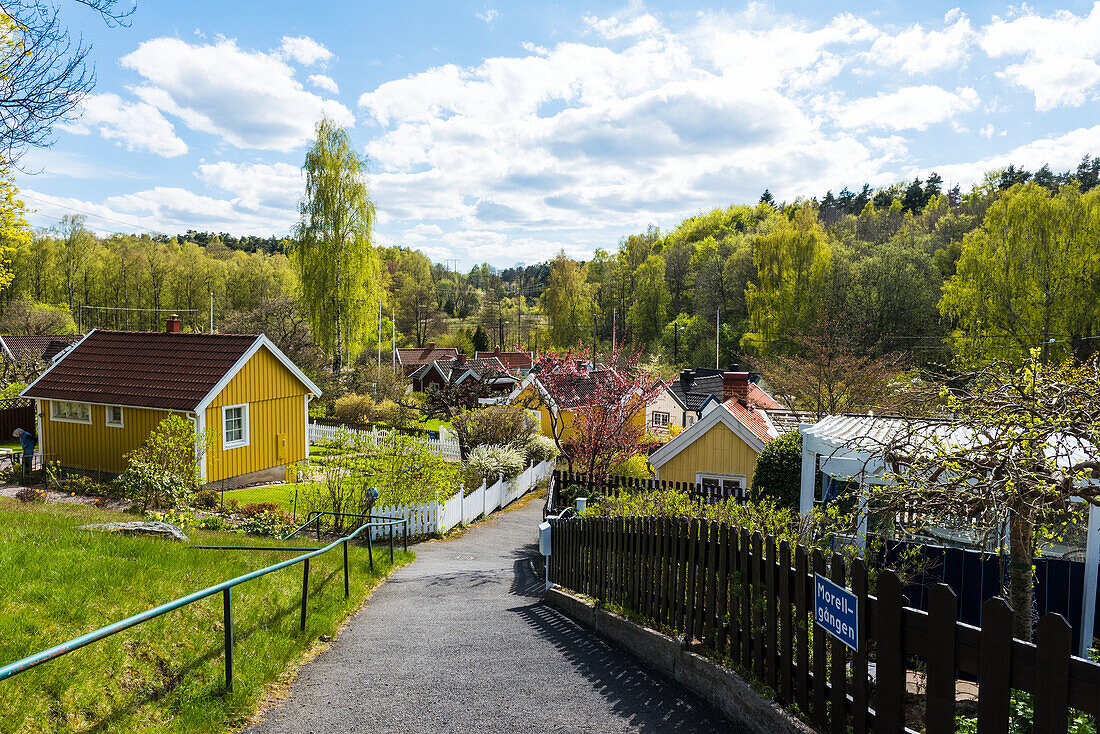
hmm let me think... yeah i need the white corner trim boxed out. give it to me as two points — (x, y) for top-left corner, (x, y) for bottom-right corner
(192, 411), (207, 484)
(221, 403), (249, 450)
(20, 329), (97, 398)
(648, 403), (765, 469)
(194, 335), (322, 413)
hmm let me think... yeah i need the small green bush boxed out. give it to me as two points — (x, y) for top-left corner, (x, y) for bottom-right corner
(465, 443), (526, 487)
(333, 393), (375, 425)
(455, 405), (536, 451)
(63, 474), (110, 497)
(750, 430), (802, 510)
(191, 489), (221, 510)
(610, 455), (652, 480)
(237, 510), (294, 537)
(523, 433), (559, 464)
(199, 515), (226, 530)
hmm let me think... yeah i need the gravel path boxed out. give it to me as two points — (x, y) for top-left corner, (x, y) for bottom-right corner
(247, 496), (735, 733)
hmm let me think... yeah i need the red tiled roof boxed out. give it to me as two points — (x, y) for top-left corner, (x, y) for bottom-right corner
(723, 397), (776, 443)
(475, 349), (533, 371)
(748, 383), (782, 410)
(23, 330), (258, 410)
(537, 369), (625, 409)
(1, 334), (79, 362)
(396, 346), (460, 366)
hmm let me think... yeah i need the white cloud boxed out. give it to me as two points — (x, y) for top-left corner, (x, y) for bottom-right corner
(838, 86), (978, 131)
(277, 35), (334, 66)
(196, 161), (302, 211)
(932, 125), (1100, 187)
(120, 37), (352, 152)
(584, 13), (661, 39)
(865, 9), (974, 74)
(355, 9), (902, 252)
(61, 92), (188, 157)
(308, 74), (339, 94)
(981, 2), (1100, 110)
(22, 186), (295, 236)
(476, 9), (499, 24)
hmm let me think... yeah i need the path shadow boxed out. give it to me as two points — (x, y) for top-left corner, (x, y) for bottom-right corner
(508, 602), (739, 733)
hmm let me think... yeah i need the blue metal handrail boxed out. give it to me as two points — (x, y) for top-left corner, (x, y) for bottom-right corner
(0, 515), (407, 691)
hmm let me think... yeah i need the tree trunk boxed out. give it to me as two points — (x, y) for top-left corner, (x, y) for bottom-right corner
(1007, 510), (1036, 640)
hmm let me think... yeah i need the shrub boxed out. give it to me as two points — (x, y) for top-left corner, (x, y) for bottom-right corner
(610, 455), (652, 480)
(238, 501), (282, 518)
(114, 462), (193, 511)
(199, 515), (226, 530)
(375, 399), (415, 428)
(465, 443), (526, 487)
(454, 405), (536, 452)
(333, 393), (375, 425)
(63, 474), (108, 497)
(523, 433), (559, 464)
(238, 510), (294, 537)
(15, 486), (44, 503)
(115, 414), (209, 510)
(192, 489), (221, 510)
(750, 430), (803, 510)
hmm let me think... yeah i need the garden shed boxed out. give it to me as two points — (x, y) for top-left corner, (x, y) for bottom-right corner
(21, 316), (321, 488)
(799, 413), (1100, 655)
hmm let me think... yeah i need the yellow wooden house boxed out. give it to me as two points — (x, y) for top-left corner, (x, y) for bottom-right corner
(647, 372), (778, 498)
(22, 318), (321, 488)
(508, 370), (646, 446)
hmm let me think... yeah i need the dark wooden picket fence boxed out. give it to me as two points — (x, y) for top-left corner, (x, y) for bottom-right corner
(550, 470), (747, 511)
(547, 515), (1100, 733)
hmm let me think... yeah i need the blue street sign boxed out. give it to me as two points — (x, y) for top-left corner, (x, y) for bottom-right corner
(814, 573), (859, 651)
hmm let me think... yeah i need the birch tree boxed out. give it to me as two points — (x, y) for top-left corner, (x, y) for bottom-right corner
(293, 118), (383, 372)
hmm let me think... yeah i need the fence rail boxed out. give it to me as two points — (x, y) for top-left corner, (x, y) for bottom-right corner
(0, 515), (406, 691)
(548, 515), (1100, 733)
(308, 421), (462, 462)
(550, 471), (749, 511)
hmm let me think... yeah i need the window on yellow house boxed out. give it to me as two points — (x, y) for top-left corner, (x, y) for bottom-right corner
(51, 401), (91, 424)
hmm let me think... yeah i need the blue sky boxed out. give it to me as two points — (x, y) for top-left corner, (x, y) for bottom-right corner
(15, 0), (1100, 267)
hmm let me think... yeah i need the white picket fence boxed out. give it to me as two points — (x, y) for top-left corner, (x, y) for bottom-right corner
(308, 421), (462, 463)
(366, 459), (554, 539)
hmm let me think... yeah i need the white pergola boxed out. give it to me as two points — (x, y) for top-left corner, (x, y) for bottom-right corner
(798, 415), (1100, 657)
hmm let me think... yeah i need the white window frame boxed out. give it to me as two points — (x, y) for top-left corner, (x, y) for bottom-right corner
(695, 472), (747, 497)
(105, 405), (124, 428)
(652, 411), (670, 427)
(50, 400), (91, 424)
(222, 403), (249, 450)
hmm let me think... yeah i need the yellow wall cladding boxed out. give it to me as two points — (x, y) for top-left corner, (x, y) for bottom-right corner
(41, 344), (311, 484)
(204, 346), (309, 483)
(40, 402), (175, 476)
(654, 421), (761, 487)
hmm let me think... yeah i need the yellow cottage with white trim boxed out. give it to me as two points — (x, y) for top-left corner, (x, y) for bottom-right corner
(22, 317), (321, 487)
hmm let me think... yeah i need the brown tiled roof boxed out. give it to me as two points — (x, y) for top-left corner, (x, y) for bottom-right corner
(23, 330), (258, 410)
(396, 346), (460, 366)
(538, 369), (625, 409)
(1, 334), (79, 362)
(475, 349), (533, 371)
(748, 383), (783, 410)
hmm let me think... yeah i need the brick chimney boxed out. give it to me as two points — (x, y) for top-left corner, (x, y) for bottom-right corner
(456, 353), (467, 364)
(722, 371), (751, 403)
(166, 314), (182, 333)
(426, 341), (435, 352)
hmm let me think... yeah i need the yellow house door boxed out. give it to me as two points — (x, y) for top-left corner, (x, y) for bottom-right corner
(276, 433), (286, 462)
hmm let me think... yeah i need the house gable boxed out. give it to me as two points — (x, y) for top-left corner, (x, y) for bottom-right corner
(648, 406), (764, 487)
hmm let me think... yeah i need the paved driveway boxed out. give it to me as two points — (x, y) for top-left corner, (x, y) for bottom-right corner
(248, 496), (734, 733)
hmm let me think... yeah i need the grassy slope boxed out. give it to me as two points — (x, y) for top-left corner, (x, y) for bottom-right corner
(0, 499), (413, 733)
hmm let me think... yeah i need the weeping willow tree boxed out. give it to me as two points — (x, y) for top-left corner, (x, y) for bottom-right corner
(293, 118), (384, 372)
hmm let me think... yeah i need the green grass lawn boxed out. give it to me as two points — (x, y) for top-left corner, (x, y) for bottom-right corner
(0, 498), (413, 733)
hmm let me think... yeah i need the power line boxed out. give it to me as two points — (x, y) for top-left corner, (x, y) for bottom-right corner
(20, 193), (168, 236)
